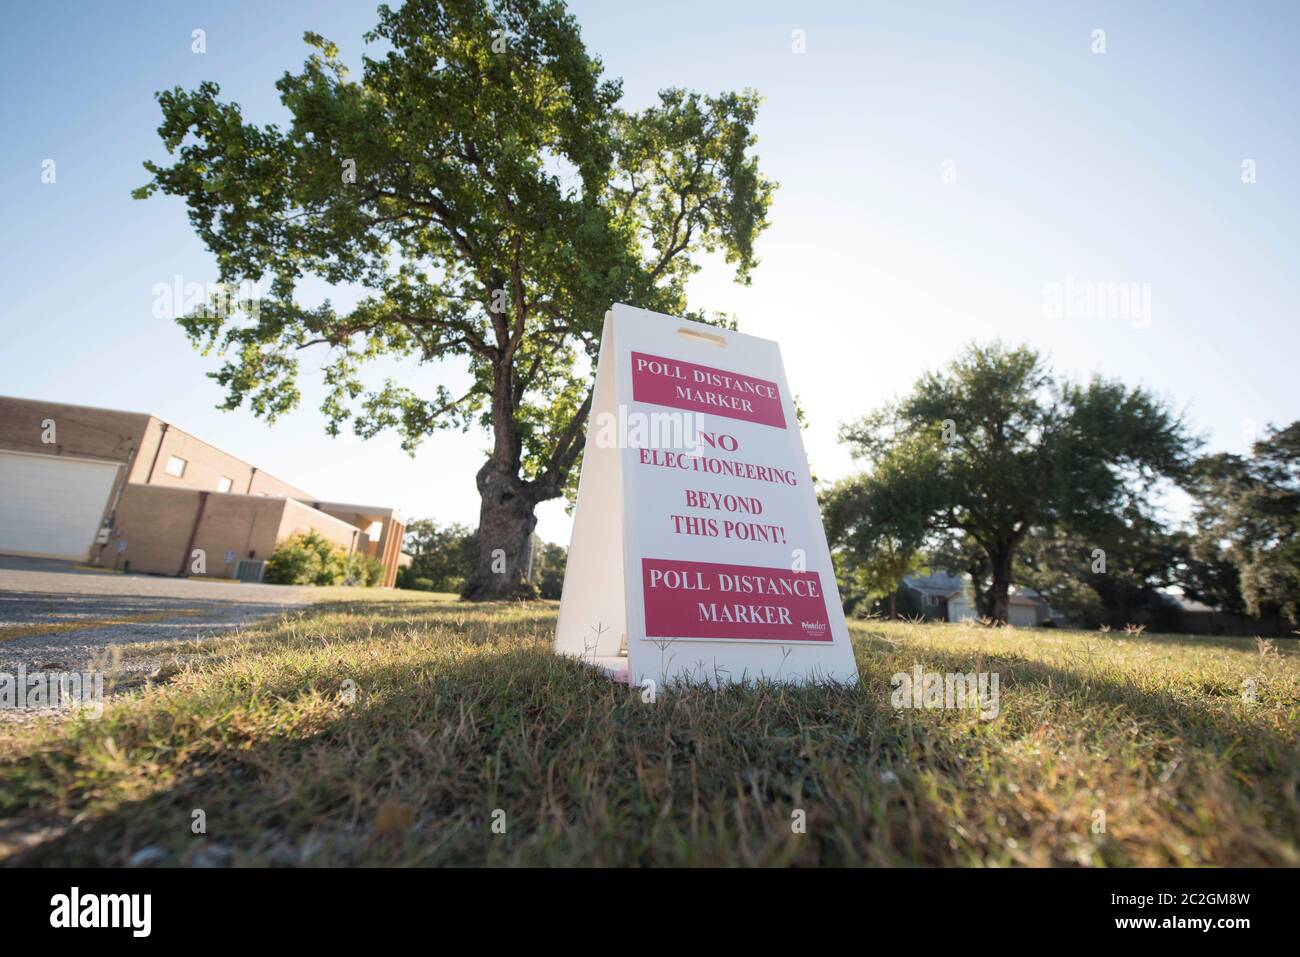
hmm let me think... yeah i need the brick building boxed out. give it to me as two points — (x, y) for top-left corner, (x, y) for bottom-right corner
(0, 396), (406, 586)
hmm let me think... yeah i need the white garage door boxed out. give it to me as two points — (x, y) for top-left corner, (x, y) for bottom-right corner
(0, 451), (121, 561)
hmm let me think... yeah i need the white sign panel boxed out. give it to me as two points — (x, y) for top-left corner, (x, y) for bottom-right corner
(555, 304), (859, 689)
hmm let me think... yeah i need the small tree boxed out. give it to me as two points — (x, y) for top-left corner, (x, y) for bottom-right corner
(839, 342), (1195, 623)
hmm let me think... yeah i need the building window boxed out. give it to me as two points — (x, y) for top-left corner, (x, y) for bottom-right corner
(164, 455), (187, 478)
(366, 520), (383, 540)
(217, 476), (233, 493)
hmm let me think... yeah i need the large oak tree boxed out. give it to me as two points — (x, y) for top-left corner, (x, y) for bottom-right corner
(135, 0), (774, 597)
(836, 342), (1195, 623)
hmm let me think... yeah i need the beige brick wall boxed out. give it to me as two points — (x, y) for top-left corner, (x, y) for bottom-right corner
(129, 417), (168, 484)
(109, 485), (210, 575)
(112, 485), (293, 576)
(277, 499), (360, 553)
(133, 421), (312, 499)
(110, 486), (362, 578)
(192, 493), (294, 574)
(0, 396), (150, 464)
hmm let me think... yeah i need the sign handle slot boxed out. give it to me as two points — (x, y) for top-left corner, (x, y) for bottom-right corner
(676, 327), (728, 348)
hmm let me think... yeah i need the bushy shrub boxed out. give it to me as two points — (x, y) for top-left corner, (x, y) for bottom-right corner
(265, 531), (380, 587)
(346, 553), (386, 587)
(400, 520), (475, 592)
(395, 568), (439, 591)
(533, 541), (567, 599)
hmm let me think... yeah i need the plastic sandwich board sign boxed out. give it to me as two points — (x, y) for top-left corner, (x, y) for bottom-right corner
(554, 303), (860, 690)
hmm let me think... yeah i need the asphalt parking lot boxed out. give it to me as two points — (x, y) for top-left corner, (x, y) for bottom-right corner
(0, 556), (313, 677)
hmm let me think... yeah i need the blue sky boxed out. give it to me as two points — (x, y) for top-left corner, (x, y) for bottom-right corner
(3, 1), (1297, 545)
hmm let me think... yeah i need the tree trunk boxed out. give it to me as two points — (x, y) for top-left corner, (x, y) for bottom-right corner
(462, 462), (538, 600)
(461, 346), (541, 601)
(979, 546), (1013, 623)
(457, 295), (593, 601)
(889, 591), (897, 620)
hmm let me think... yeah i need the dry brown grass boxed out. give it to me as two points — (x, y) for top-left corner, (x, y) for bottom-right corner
(0, 597), (1296, 866)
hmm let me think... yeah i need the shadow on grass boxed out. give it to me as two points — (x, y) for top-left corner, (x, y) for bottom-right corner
(3, 640), (955, 866)
(3, 612), (1297, 867)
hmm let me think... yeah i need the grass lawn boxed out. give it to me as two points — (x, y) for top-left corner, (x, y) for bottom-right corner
(1, 594), (1297, 866)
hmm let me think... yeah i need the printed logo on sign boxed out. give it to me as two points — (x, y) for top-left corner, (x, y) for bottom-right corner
(642, 558), (832, 642)
(631, 351), (787, 429)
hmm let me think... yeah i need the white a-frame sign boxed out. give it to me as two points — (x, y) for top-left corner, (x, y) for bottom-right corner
(555, 304), (859, 689)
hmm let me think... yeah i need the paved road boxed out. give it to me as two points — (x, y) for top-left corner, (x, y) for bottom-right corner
(0, 556), (313, 678)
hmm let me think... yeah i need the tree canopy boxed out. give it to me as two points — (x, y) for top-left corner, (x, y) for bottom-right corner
(835, 342), (1196, 622)
(1188, 422), (1300, 623)
(135, 0), (775, 597)
(822, 429), (937, 618)
(1016, 513), (1190, 628)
